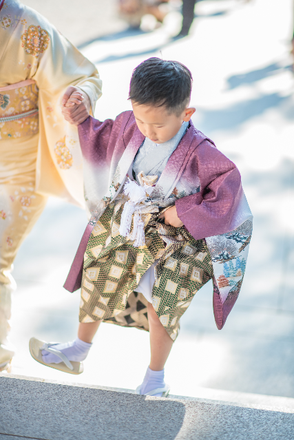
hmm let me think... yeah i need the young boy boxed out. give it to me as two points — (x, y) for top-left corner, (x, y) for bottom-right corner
(30, 58), (252, 397)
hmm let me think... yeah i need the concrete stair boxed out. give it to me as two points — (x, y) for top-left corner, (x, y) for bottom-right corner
(1, 375), (294, 440)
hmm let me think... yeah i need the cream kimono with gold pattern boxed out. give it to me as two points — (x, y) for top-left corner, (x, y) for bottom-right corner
(0, 0), (102, 358)
(0, 0), (102, 205)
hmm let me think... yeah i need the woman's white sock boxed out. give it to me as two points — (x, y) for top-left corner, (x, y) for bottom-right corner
(139, 367), (165, 397)
(41, 337), (92, 364)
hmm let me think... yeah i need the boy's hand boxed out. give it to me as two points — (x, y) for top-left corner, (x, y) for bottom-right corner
(61, 86), (91, 126)
(159, 206), (183, 228)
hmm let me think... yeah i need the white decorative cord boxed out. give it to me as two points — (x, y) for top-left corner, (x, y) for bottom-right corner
(119, 179), (149, 247)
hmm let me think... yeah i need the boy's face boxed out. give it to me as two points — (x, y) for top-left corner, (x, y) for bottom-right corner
(132, 102), (195, 144)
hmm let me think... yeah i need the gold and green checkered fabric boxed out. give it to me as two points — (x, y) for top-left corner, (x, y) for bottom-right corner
(79, 202), (213, 341)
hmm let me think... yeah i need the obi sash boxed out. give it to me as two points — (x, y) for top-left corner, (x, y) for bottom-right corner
(0, 79), (39, 140)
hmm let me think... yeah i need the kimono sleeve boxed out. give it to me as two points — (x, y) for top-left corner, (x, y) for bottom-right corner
(32, 11), (102, 110)
(175, 140), (243, 241)
(78, 111), (137, 212)
(19, 4), (102, 205)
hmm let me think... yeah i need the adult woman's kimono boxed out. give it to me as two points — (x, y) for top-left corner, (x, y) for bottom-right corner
(0, 0), (102, 367)
(64, 111), (252, 340)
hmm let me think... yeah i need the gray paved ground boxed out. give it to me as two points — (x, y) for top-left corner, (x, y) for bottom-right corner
(3, 0), (294, 406)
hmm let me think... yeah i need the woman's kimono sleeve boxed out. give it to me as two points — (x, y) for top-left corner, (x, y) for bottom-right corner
(0, 0), (102, 206)
(32, 13), (102, 206)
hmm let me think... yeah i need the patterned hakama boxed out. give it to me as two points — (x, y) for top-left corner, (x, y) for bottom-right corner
(80, 201), (213, 341)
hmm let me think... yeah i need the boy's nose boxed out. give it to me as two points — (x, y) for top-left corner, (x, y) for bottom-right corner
(145, 127), (156, 140)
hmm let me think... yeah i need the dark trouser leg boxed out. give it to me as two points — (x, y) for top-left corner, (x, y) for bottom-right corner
(179, 0), (197, 36)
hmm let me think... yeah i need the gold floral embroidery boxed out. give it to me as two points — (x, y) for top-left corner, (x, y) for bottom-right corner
(0, 14), (14, 29)
(19, 87), (27, 95)
(20, 196), (31, 207)
(21, 25), (50, 56)
(0, 82), (39, 140)
(68, 138), (76, 145)
(30, 120), (38, 131)
(20, 100), (30, 111)
(54, 136), (73, 169)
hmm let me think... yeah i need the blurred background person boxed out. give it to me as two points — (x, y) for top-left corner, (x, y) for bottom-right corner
(177, 0), (197, 37)
(118, 0), (171, 29)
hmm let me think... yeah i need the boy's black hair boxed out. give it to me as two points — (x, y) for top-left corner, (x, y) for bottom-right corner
(129, 57), (193, 115)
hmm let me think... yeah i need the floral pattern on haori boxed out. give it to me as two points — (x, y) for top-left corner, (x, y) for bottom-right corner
(171, 187), (187, 199)
(102, 182), (121, 204)
(102, 167), (123, 205)
(206, 219), (252, 295)
(0, 210), (7, 220)
(208, 220), (252, 264)
(54, 136), (73, 169)
(21, 25), (50, 56)
(0, 94), (9, 109)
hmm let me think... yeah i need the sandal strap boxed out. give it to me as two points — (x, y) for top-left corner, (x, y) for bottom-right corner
(41, 343), (74, 371)
(136, 384), (170, 397)
(145, 385), (170, 397)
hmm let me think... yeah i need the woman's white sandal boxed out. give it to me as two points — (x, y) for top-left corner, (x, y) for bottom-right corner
(29, 337), (84, 375)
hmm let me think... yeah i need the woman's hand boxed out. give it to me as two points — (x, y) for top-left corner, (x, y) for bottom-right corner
(158, 206), (183, 228)
(61, 86), (91, 125)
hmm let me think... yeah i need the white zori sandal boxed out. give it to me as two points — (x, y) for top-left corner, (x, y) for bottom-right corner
(135, 384), (170, 397)
(29, 337), (84, 375)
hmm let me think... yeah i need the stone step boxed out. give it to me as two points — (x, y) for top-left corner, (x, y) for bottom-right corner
(1, 374), (294, 440)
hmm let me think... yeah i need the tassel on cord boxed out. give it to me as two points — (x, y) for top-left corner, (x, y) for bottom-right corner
(133, 218), (145, 247)
(128, 212), (146, 247)
(119, 180), (147, 239)
(119, 201), (136, 237)
(128, 212), (139, 241)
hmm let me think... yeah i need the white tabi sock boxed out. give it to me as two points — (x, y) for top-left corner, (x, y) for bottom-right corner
(139, 367), (165, 397)
(41, 337), (92, 364)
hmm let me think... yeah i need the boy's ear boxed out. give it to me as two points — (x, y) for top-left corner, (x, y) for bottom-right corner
(183, 107), (196, 121)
